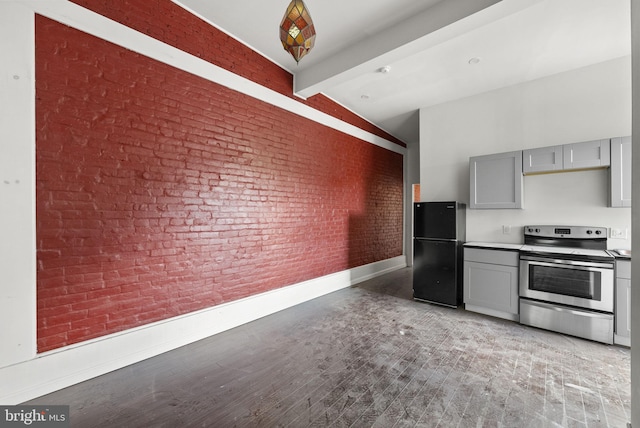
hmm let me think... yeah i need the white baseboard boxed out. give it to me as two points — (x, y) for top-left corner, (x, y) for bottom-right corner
(0, 256), (406, 404)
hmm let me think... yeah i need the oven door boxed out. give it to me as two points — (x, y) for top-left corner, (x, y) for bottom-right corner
(519, 255), (614, 312)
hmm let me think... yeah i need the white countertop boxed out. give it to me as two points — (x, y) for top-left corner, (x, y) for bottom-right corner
(465, 241), (631, 259)
(464, 241), (523, 251)
(610, 250), (631, 260)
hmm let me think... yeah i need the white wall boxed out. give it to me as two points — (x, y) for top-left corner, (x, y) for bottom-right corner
(419, 56), (632, 248)
(629, 1), (640, 426)
(0, 2), (37, 368)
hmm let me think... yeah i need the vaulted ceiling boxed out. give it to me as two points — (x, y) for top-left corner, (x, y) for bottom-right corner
(174, 0), (631, 144)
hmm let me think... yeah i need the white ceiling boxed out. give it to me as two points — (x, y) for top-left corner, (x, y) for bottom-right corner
(174, 0), (631, 144)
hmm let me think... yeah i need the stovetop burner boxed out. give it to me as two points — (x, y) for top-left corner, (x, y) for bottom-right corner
(522, 225), (613, 261)
(519, 244), (613, 260)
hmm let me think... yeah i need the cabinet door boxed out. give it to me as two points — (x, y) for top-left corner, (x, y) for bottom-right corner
(610, 136), (632, 208)
(469, 151), (523, 209)
(615, 277), (631, 340)
(463, 261), (519, 317)
(563, 139), (611, 170)
(522, 146), (563, 174)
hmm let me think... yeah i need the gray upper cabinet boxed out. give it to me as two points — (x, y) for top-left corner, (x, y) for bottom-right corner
(522, 145), (563, 174)
(469, 151), (523, 209)
(563, 139), (610, 170)
(610, 136), (632, 208)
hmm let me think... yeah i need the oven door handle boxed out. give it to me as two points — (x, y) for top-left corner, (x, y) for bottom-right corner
(520, 255), (614, 269)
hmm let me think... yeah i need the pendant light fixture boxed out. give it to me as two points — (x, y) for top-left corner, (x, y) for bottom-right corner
(279, 0), (316, 64)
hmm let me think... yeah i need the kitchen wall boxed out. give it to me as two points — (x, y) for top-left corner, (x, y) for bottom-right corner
(419, 56), (632, 249)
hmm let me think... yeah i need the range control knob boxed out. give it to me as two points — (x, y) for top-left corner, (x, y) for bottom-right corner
(535, 228), (540, 233)
(587, 230), (593, 235)
(595, 230), (602, 235)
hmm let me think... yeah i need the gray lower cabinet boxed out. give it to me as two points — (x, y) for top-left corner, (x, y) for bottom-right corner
(615, 259), (631, 346)
(610, 136), (632, 208)
(469, 151), (523, 209)
(463, 247), (519, 321)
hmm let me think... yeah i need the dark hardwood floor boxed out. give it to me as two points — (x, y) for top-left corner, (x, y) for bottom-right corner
(26, 268), (630, 427)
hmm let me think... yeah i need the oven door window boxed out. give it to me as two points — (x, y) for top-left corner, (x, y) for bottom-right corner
(528, 264), (601, 300)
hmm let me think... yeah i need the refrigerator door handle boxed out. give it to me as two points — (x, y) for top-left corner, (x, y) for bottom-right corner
(414, 237), (458, 242)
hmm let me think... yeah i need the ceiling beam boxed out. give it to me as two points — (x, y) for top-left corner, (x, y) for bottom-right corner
(293, 0), (539, 99)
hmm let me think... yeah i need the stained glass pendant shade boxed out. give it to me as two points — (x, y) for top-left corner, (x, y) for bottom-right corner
(279, 0), (316, 63)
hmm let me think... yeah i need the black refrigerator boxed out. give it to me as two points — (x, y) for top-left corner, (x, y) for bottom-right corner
(412, 201), (466, 307)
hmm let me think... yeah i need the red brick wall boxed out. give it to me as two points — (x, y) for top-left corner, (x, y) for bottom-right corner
(35, 16), (404, 352)
(69, 0), (406, 147)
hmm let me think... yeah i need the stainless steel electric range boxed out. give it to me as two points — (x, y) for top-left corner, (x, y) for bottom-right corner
(519, 225), (615, 344)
